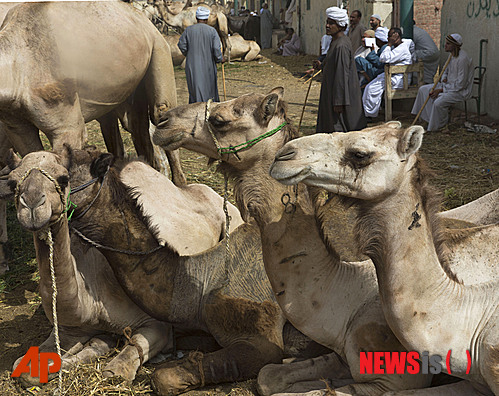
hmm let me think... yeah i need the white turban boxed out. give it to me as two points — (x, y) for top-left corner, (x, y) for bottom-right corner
(196, 6), (210, 20)
(325, 7), (349, 27)
(371, 14), (382, 21)
(446, 33), (463, 46)
(374, 27), (389, 43)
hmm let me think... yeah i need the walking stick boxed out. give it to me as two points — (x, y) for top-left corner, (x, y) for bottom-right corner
(221, 63), (227, 101)
(411, 54), (452, 126)
(298, 68), (316, 133)
(303, 69), (322, 84)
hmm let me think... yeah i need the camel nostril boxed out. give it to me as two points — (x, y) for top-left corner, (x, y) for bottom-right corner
(275, 150), (296, 161)
(19, 193), (46, 209)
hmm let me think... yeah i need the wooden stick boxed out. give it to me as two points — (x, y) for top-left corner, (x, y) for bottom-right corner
(303, 69), (322, 84)
(221, 63), (227, 101)
(411, 54), (452, 126)
(298, 69), (316, 133)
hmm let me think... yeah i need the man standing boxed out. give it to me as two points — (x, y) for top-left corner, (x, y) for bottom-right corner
(347, 10), (366, 53)
(362, 27), (413, 118)
(412, 24), (440, 84)
(412, 34), (473, 131)
(369, 14), (382, 31)
(260, 3), (273, 49)
(316, 7), (366, 133)
(178, 6), (224, 103)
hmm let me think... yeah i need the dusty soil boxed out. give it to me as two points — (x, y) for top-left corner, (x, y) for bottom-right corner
(0, 48), (497, 395)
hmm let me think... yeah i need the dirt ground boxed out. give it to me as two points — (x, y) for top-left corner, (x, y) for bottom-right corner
(0, 49), (497, 395)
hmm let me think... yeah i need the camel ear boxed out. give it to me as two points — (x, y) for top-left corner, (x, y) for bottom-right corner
(2, 149), (21, 175)
(398, 126), (424, 159)
(60, 144), (73, 170)
(90, 153), (114, 178)
(260, 93), (280, 122)
(268, 87), (284, 98)
(385, 121), (402, 129)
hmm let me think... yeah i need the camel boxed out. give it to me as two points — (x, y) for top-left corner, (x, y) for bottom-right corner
(132, 0), (168, 33)
(0, 145), (333, 395)
(0, 145), (253, 386)
(0, 148), (173, 385)
(165, 32), (261, 67)
(270, 123), (499, 395)
(154, 0), (230, 51)
(152, 89), (499, 395)
(0, 0), (186, 277)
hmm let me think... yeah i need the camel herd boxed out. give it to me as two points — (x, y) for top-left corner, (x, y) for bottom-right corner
(0, 1), (497, 396)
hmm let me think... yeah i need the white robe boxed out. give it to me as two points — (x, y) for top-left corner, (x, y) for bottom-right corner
(362, 39), (413, 117)
(412, 49), (473, 131)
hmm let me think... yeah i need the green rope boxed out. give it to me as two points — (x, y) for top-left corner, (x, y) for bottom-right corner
(218, 122), (287, 154)
(63, 187), (78, 221)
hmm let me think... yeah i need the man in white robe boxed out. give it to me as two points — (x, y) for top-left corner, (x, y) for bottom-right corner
(362, 27), (413, 118)
(412, 33), (473, 131)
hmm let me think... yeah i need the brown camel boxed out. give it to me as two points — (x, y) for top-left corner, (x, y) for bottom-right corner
(0, 0), (186, 278)
(152, 88), (499, 395)
(0, 146), (328, 395)
(270, 123), (499, 395)
(154, 0), (230, 51)
(0, 148), (172, 385)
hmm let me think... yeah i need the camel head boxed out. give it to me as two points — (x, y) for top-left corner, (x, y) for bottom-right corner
(0, 146), (113, 232)
(270, 122), (425, 200)
(0, 147), (72, 231)
(153, 87), (292, 170)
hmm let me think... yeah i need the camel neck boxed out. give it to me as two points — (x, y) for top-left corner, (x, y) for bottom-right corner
(357, 176), (498, 368)
(33, 219), (82, 322)
(0, 34), (18, 109)
(230, 132), (380, 351)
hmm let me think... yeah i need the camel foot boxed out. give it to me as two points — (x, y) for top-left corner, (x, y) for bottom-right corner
(102, 344), (141, 382)
(151, 351), (204, 396)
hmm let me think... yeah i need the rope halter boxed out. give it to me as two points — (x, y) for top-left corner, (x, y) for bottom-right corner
(15, 167), (69, 227)
(204, 99), (287, 157)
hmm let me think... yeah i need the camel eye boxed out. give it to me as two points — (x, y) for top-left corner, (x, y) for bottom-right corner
(210, 116), (229, 128)
(344, 150), (374, 169)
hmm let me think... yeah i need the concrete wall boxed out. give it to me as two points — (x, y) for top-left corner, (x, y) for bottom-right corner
(441, 0), (498, 120)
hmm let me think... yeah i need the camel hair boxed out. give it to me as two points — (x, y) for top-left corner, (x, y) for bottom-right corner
(270, 122), (499, 395)
(0, 143), (247, 385)
(152, 87), (498, 396)
(0, 0), (188, 278)
(0, 145), (333, 394)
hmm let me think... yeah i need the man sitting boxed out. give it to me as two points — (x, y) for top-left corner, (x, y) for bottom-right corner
(355, 27), (388, 87)
(411, 33), (473, 131)
(362, 27), (413, 118)
(277, 28), (301, 56)
(412, 23), (440, 84)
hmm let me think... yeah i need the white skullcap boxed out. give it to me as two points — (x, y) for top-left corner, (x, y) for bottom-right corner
(196, 6), (210, 20)
(446, 33), (463, 46)
(326, 7), (349, 27)
(374, 27), (388, 42)
(371, 14), (382, 21)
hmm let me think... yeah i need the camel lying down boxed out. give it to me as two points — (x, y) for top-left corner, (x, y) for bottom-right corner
(0, 146), (246, 386)
(271, 122), (499, 395)
(152, 88), (498, 395)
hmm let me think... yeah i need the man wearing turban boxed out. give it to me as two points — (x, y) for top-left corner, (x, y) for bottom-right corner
(315, 7), (367, 133)
(411, 33), (473, 131)
(178, 6), (224, 103)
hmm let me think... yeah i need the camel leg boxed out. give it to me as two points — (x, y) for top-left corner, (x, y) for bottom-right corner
(98, 112), (125, 159)
(243, 43), (260, 62)
(165, 149), (187, 186)
(1, 123), (43, 156)
(102, 321), (173, 381)
(151, 337), (282, 395)
(61, 334), (116, 369)
(257, 352), (352, 396)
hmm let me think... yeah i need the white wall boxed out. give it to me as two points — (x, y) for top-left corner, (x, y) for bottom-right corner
(441, 0), (498, 119)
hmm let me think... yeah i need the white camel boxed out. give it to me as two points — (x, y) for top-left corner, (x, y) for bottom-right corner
(270, 122), (499, 395)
